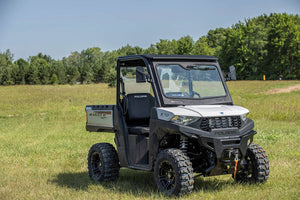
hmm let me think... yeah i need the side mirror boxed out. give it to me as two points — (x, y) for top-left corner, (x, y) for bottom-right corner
(229, 65), (236, 80)
(225, 65), (236, 81)
(136, 67), (146, 83)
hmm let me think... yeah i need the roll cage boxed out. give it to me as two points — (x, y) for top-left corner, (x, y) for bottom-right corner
(116, 55), (233, 107)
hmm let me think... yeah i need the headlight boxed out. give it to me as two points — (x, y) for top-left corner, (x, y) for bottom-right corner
(241, 113), (248, 122)
(171, 115), (200, 125)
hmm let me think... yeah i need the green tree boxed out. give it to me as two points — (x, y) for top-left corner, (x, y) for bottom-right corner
(0, 50), (14, 85)
(63, 52), (81, 84)
(176, 35), (194, 55)
(156, 39), (178, 54)
(50, 60), (66, 84)
(14, 58), (29, 84)
(38, 59), (50, 84)
(192, 36), (215, 55)
(29, 53), (52, 84)
(143, 44), (158, 54)
(117, 44), (143, 56)
(243, 16), (268, 79)
(28, 61), (40, 84)
(81, 47), (102, 83)
(206, 28), (227, 57)
(101, 50), (119, 82)
(265, 13), (300, 79)
(50, 74), (59, 85)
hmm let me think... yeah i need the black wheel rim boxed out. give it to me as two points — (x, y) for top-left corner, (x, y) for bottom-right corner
(158, 161), (175, 191)
(91, 151), (102, 179)
(245, 154), (254, 178)
(238, 152), (255, 181)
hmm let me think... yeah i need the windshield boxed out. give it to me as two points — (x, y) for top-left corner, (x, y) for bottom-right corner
(157, 64), (226, 99)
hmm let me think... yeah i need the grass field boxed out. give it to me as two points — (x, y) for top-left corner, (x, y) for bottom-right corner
(0, 81), (299, 200)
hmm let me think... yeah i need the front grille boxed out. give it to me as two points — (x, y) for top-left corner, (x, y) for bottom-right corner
(200, 116), (242, 131)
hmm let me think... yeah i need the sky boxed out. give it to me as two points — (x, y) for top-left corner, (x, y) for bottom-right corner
(0, 0), (299, 60)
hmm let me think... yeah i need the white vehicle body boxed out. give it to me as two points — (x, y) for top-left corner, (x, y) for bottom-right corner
(157, 105), (249, 121)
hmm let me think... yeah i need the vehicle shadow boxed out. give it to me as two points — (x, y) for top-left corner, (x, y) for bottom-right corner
(50, 169), (157, 194)
(50, 171), (92, 190)
(50, 168), (231, 196)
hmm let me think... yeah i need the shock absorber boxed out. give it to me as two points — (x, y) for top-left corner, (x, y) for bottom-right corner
(180, 136), (188, 154)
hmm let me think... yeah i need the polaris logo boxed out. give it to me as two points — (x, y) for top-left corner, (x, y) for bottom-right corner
(134, 95), (147, 98)
(213, 130), (237, 136)
(214, 131), (236, 136)
(212, 128), (238, 136)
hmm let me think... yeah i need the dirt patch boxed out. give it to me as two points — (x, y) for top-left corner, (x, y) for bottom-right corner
(265, 84), (300, 94)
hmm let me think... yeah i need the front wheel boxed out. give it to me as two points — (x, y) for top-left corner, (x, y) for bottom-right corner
(87, 143), (120, 182)
(154, 149), (194, 196)
(235, 143), (270, 183)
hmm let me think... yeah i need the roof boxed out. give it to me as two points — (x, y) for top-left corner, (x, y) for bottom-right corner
(117, 54), (218, 62)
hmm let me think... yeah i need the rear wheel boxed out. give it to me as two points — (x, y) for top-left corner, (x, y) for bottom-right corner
(88, 143), (120, 182)
(154, 149), (194, 196)
(235, 143), (270, 183)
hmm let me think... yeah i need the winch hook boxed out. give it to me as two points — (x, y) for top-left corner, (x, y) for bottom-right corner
(233, 152), (239, 180)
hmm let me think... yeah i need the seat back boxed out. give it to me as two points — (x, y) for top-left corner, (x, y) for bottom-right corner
(126, 93), (155, 126)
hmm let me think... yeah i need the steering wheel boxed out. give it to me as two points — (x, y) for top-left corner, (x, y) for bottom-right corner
(192, 91), (201, 98)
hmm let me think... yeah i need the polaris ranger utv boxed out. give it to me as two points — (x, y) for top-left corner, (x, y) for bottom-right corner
(85, 55), (269, 195)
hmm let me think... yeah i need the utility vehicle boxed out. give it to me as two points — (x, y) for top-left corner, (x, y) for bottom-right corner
(85, 55), (269, 195)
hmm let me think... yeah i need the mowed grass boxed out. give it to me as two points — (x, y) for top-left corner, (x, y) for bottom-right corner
(0, 81), (299, 200)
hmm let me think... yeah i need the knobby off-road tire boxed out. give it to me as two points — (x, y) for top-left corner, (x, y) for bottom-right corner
(88, 143), (120, 182)
(235, 143), (270, 183)
(154, 149), (194, 196)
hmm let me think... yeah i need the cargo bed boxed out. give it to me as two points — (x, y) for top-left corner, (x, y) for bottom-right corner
(85, 105), (115, 132)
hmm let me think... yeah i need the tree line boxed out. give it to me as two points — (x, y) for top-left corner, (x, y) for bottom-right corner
(0, 13), (299, 86)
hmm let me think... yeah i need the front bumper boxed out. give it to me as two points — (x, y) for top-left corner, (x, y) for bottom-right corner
(179, 119), (256, 176)
(199, 130), (255, 176)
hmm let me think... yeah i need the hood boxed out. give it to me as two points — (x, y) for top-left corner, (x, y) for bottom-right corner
(156, 105), (249, 121)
